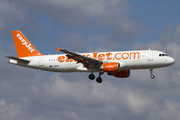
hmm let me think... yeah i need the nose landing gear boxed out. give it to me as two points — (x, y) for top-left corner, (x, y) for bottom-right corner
(150, 68), (155, 79)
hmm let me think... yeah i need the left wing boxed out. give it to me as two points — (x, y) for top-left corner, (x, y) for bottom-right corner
(56, 47), (103, 69)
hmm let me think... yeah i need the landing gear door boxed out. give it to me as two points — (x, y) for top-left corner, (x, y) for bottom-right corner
(148, 50), (153, 61)
(39, 56), (44, 66)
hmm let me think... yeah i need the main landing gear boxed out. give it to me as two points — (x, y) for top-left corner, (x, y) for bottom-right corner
(89, 73), (95, 80)
(150, 68), (155, 79)
(88, 72), (104, 83)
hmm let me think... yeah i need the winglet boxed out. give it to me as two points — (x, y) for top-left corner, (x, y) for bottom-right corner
(56, 47), (61, 52)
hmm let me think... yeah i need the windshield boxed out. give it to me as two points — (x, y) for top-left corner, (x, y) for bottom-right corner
(159, 54), (168, 57)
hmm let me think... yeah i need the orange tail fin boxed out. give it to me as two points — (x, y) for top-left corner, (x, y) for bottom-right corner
(12, 30), (43, 58)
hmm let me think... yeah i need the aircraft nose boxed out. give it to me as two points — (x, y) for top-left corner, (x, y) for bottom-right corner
(169, 57), (175, 65)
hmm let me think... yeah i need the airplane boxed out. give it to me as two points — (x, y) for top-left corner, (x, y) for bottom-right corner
(6, 30), (175, 83)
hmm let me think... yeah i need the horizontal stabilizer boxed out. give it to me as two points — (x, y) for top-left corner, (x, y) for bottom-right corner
(6, 56), (30, 63)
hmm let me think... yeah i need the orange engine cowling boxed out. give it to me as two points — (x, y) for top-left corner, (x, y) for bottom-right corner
(107, 70), (130, 78)
(102, 62), (120, 72)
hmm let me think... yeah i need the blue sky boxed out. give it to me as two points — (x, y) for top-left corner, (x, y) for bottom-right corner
(130, 0), (180, 43)
(1, 0), (180, 120)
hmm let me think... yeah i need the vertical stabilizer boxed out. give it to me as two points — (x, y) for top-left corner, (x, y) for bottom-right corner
(12, 30), (43, 58)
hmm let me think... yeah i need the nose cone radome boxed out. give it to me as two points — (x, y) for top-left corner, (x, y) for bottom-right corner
(169, 57), (175, 65)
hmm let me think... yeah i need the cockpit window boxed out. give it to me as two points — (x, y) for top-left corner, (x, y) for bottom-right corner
(159, 54), (168, 57)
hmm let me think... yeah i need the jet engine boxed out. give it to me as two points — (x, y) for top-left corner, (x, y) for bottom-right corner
(100, 62), (120, 72)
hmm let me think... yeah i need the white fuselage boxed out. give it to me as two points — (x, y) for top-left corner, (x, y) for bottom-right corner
(9, 50), (175, 73)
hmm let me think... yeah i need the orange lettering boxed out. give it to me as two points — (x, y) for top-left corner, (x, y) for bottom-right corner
(58, 52), (140, 63)
(98, 54), (105, 61)
(122, 53), (129, 60)
(115, 53), (121, 60)
(87, 54), (91, 58)
(65, 56), (73, 62)
(58, 56), (65, 62)
(106, 52), (112, 60)
(93, 53), (98, 59)
(130, 52), (140, 59)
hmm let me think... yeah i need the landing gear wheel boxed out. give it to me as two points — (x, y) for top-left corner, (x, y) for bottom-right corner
(96, 77), (102, 83)
(150, 68), (155, 79)
(89, 74), (95, 80)
(150, 74), (155, 79)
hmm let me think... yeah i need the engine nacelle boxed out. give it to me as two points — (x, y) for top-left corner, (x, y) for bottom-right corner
(107, 70), (130, 78)
(101, 62), (120, 72)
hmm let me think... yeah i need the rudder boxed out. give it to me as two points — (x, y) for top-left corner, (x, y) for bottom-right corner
(12, 30), (43, 58)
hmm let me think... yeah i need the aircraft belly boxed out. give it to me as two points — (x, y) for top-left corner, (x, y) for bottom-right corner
(44, 61), (79, 72)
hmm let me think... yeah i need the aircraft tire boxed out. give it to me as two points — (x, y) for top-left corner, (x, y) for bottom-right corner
(89, 74), (95, 80)
(150, 74), (155, 79)
(96, 77), (102, 83)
